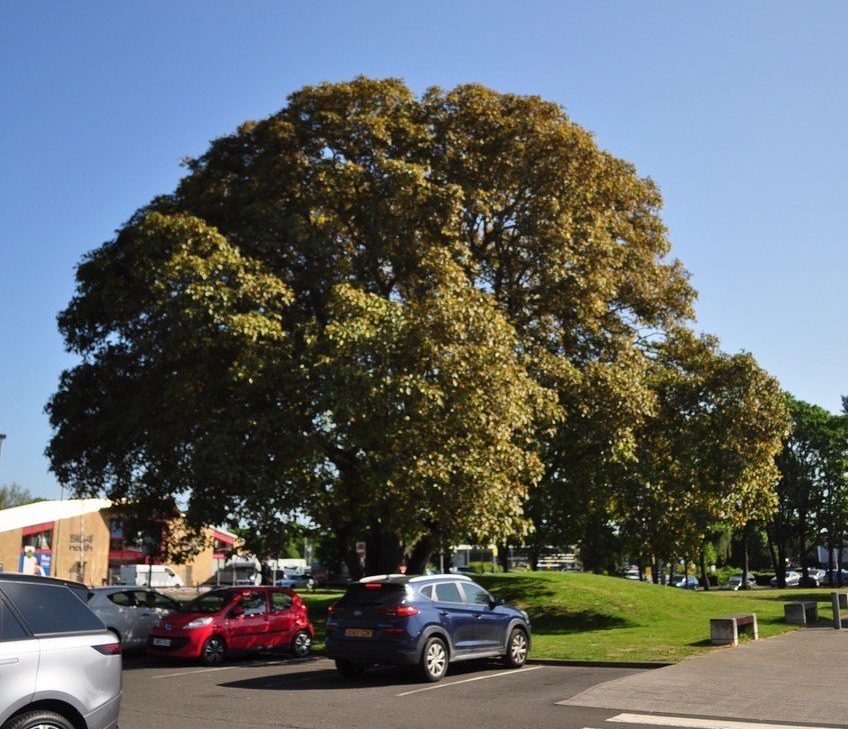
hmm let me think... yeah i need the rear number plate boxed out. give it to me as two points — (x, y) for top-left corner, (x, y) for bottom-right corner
(152, 638), (171, 647)
(345, 628), (373, 639)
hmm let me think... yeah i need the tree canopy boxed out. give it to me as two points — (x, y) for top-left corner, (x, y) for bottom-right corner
(48, 77), (787, 575)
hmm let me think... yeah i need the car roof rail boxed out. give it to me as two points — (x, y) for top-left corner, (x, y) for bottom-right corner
(408, 573), (473, 583)
(358, 574), (408, 583)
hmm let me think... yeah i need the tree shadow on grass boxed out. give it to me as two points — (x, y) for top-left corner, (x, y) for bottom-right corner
(475, 574), (634, 634)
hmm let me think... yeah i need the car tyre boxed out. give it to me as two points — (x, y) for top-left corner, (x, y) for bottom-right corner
(417, 636), (448, 682)
(3, 709), (75, 729)
(335, 658), (366, 678)
(290, 630), (312, 658)
(200, 635), (226, 666)
(503, 628), (528, 668)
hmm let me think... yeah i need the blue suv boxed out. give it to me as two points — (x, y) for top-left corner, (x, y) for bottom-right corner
(325, 574), (531, 682)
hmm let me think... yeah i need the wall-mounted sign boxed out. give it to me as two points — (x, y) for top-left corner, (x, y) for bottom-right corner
(69, 534), (95, 552)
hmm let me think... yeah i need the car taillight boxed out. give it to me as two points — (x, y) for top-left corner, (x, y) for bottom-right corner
(382, 605), (419, 618)
(327, 605), (335, 614)
(365, 583), (382, 589)
(92, 643), (122, 655)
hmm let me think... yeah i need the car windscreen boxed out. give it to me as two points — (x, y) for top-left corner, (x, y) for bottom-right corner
(178, 590), (234, 613)
(338, 583), (409, 607)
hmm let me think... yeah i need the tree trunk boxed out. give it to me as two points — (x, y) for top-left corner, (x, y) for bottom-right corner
(699, 549), (709, 591)
(766, 527), (780, 579)
(364, 520), (405, 575)
(406, 533), (438, 575)
(498, 544), (510, 573)
(839, 534), (845, 588)
(637, 557), (644, 583)
(528, 544), (539, 571)
(741, 525), (750, 589)
(799, 509), (809, 581)
(651, 558), (659, 584)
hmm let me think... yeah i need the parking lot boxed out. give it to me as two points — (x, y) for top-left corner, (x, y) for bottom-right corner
(120, 654), (643, 729)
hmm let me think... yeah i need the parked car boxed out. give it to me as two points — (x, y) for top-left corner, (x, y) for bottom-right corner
(325, 574), (531, 683)
(275, 574), (311, 589)
(819, 569), (848, 586)
(118, 564), (184, 587)
(727, 574), (757, 590)
(146, 586), (314, 666)
(802, 568), (827, 586)
(87, 587), (180, 649)
(671, 575), (699, 589)
(770, 570), (801, 587)
(0, 573), (121, 729)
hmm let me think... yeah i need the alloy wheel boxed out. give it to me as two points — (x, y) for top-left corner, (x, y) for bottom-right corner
(426, 640), (447, 678)
(292, 630), (311, 658)
(510, 631), (528, 664)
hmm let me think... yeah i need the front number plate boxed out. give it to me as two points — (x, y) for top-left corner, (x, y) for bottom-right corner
(152, 638), (171, 647)
(345, 628), (373, 639)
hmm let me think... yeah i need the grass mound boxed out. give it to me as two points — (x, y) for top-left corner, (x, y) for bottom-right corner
(475, 571), (814, 663)
(302, 571), (835, 663)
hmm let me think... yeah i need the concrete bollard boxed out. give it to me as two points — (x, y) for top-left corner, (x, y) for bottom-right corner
(833, 592), (843, 629)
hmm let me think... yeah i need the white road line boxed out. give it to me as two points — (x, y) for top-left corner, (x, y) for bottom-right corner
(396, 665), (543, 696)
(152, 666), (236, 679)
(606, 713), (845, 729)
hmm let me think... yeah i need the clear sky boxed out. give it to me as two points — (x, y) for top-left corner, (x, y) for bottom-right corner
(2, 2), (847, 499)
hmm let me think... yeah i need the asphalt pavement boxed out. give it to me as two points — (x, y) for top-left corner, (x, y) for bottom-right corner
(120, 626), (848, 729)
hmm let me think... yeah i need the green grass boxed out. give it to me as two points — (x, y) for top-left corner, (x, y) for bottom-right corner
(301, 573), (844, 664)
(301, 589), (344, 651)
(472, 571), (839, 663)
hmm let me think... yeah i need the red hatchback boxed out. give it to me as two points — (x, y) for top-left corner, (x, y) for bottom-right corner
(146, 586), (314, 666)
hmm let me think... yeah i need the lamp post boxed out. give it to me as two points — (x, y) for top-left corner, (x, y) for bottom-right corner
(0, 434), (6, 458)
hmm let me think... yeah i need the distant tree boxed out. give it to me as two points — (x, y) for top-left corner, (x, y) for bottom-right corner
(0, 483), (38, 510)
(771, 397), (839, 587)
(616, 331), (788, 589)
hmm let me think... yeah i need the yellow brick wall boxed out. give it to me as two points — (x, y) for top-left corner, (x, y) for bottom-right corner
(52, 510), (112, 585)
(0, 528), (23, 573)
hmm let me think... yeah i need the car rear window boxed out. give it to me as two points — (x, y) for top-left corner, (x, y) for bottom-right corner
(339, 583), (409, 607)
(0, 583), (104, 635)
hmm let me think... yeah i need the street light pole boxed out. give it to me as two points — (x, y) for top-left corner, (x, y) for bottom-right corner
(0, 434), (6, 458)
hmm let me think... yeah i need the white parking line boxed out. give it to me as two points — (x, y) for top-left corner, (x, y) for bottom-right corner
(396, 665), (543, 696)
(152, 666), (236, 679)
(606, 713), (844, 729)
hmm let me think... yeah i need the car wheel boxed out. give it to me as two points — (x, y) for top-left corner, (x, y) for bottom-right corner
(3, 709), (75, 729)
(503, 628), (528, 668)
(200, 635), (226, 666)
(335, 658), (366, 678)
(290, 630), (312, 658)
(418, 636), (448, 682)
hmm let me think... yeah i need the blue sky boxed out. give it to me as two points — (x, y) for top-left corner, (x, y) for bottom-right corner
(2, 2), (847, 499)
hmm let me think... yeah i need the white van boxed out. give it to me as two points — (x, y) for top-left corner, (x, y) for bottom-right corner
(118, 564), (184, 587)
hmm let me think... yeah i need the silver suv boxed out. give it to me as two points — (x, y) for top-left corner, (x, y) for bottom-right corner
(0, 574), (122, 729)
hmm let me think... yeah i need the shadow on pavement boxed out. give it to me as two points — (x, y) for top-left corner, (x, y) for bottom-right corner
(122, 652), (324, 671)
(218, 659), (508, 691)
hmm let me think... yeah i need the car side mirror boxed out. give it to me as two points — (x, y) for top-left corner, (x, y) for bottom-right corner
(489, 597), (505, 608)
(229, 605), (245, 619)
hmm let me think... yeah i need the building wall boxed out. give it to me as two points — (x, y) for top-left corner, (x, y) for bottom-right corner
(0, 505), (229, 587)
(52, 509), (112, 585)
(0, 528), (23, 573)
(168, 529), (218, 587)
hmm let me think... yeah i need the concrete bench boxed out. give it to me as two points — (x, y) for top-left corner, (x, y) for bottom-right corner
(784, 601), (818, 625)
(710, 613), (758, 646)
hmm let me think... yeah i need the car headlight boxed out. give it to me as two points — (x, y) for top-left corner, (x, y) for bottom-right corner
(184, 617), (214, 630)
